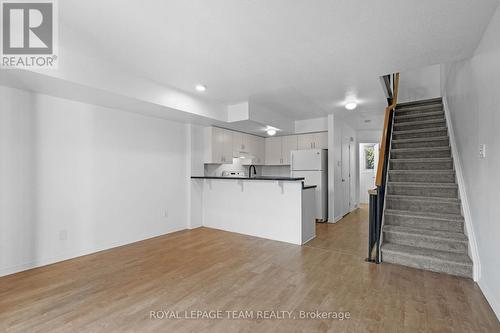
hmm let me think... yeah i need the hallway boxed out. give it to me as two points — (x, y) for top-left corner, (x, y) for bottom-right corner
(306, 205), (369, 258)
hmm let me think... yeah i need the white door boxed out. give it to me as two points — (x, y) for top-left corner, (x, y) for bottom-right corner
(359, 143), (379, 204)
(341, 136), (351, 216)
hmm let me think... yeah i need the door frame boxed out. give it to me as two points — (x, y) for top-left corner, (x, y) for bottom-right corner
(358, 142), (379, 204)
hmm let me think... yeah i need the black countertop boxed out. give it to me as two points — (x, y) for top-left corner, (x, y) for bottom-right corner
(191, 176), (304, 181)
(191, 176), (317, 189)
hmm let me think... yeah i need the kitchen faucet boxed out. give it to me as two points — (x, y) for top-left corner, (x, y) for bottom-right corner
(248, 165), (257, 178)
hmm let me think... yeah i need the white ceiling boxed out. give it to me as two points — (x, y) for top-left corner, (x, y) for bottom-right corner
(42, 0), (500, 130)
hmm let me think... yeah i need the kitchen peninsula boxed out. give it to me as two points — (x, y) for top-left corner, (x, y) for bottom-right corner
(191, 176), (316, 245)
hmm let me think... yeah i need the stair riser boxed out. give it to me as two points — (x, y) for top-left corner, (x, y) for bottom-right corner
(395, 113), (444, 123)
(396, 105), (443, 116)
(389, 172), (455, 183)
(391, 149), (451, 159)
(384, 232), (468, 253)
(390, 160), (453, 170)
(385, 214), (464, 233)
(394, 121), (446, 131)
(388, 186), (458, 198)
(382, 251), (472, 278)
(393, 129), (448, 140)
(392, 139), (449, 149)
(387, 199), (461, 215)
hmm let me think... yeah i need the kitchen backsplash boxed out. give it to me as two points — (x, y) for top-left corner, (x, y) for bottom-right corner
(204, 159), (291, 177)
(204, 158), (262, 177)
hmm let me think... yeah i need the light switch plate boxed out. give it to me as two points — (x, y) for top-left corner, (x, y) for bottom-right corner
(479, 144), (486, 159)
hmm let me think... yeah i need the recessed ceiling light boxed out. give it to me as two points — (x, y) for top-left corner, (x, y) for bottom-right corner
(195, 84), (207, 92)
(345, 102), (357, 110)
(267, 129), (277, 136)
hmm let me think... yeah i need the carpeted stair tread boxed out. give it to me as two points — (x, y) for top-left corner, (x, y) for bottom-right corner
(396, 97), (443, 109)
(393, 126), (447, 135)
(382, 243), (472, 267)
(389, 169), (454, 175)
(387, 182), (458, 188)
(390, 157), (452, 162)
(395, 110), (444, 121)
(394, 118), (446, 128)
(384, 209), (464, 233)
(392, 136), (449, 144)
(384, 225), (467, 242)
(384, 209), (464, 222)
(386, 194), (460, 203)
(391, 146), (450, 153)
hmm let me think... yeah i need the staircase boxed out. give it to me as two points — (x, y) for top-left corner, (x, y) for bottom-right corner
(380, 97), (473, 278)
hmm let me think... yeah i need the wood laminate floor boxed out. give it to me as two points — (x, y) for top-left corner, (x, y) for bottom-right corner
(0, 206), (498, 332)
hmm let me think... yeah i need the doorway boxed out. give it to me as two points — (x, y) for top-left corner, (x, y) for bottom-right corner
(359, 143), (379, 204)
(341, 136), (356, 216)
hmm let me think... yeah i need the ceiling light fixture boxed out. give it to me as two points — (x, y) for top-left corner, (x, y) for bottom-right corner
(267, 129), (277, 136)
(195, 84), (207, 92)
(345, 102), (357, 110)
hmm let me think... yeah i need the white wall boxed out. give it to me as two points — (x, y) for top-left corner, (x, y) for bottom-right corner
(295, 117), (328, 134)
(440, 5), (500, 320)
(0, 86), (189, 276)
(399, 64), (442, 103)
(328, 115), (357, 222)
(357, 130), (382, 144)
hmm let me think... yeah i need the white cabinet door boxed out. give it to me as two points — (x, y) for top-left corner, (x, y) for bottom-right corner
(297, 133), (314, 150)
(255, 136), (265, 164)
(221, 129), (233, 163)
(232, 131), (242, 157)
(242, 135), (257, 165)
(241, 133), (251, 153)
(265, 137), (282, 165)
(210, 127), (224, 163)
(282, 135), (298, 165)
(314, 132), (328, 149)
(232, 132), (251, 158)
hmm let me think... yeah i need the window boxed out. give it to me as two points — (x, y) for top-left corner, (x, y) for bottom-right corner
(364, 145), (375, 170)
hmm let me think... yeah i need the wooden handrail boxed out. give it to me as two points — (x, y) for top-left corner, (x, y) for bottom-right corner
(375, 73), (400, 186)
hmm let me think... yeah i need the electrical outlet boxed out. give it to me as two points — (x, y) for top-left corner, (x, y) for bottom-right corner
(59, 230), (67, 241)
(479, 144), (486, 159)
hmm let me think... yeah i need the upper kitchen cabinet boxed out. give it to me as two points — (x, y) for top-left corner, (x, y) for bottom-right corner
(265, 137), (282, 165)
(264, 135), (297, 165)
(282, 135), (298, 164)
(232, 131), (252, 157)
(204, 127), (233, 164)
(242, 135), (265, 165)
(314, 132), (328, 149)
(297, 132), (328, 150)
(297, 133), (314, 150)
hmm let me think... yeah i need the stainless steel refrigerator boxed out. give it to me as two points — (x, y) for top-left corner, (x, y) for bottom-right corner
(291, 149), (328, 222)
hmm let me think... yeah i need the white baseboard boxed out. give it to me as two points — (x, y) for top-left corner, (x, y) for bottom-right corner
(479, 278), (500, 321)
(188, 224), (202, 230)
(302, 235), (316, 244)
(0, 226), (186, 277)
(442, 96), (481, 282)
(332, 215), (343, 223)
